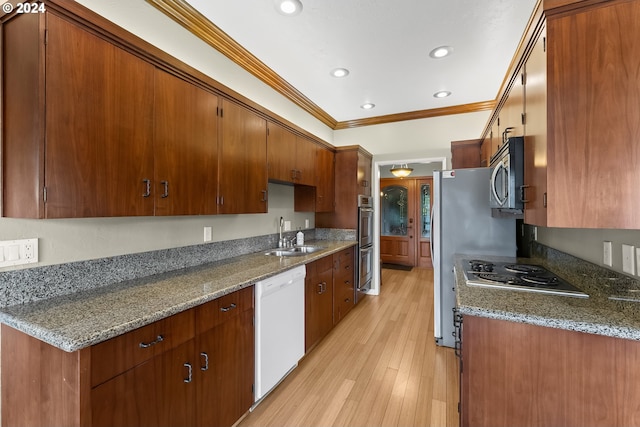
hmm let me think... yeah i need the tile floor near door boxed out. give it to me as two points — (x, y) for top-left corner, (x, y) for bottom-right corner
(239, 267), (460, 427)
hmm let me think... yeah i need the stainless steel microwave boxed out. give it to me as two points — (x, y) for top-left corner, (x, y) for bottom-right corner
(489, 136), (524, 212)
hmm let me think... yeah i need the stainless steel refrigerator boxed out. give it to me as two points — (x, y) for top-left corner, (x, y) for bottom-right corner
(432, 168), (517, 347)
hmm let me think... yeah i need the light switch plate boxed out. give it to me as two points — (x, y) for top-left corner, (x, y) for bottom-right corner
(622, 244), (635, 275)
(636, 248), (640, 277)
(203, 226), (212, 242)
(284, 220), (292, 231)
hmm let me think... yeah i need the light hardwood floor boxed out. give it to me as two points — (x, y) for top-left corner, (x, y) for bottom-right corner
(239, 267), (460, 427)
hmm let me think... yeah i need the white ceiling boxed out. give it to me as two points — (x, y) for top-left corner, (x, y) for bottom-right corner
(185, 0), (538, 123)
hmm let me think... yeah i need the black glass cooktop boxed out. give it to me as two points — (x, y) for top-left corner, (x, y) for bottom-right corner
(463, 259), (588, 298)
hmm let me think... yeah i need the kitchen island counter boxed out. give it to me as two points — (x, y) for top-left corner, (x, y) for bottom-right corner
(0, 241), (356, 352)
(454, 249), (640, 341)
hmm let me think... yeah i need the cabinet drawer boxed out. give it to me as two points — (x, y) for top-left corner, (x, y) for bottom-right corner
(334, 248), (354, 275)
(315, 255), (334, 274)
(91, 308), (195, 387)
(196, 286), (253, 334)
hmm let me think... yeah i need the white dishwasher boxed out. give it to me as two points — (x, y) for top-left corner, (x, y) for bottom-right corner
(254, 265), (306, 405)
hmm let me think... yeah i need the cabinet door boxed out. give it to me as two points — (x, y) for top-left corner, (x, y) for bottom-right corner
(267, 122), (297, 183)
(295, 136), (316, 186)
(197, 309), (254, 427)
(357, 152), (372, 196)
(218, 99), (268, 214)
(44, 14), (155, 218)
(500, 69), (525, 139)
(305, 258), (334, 352)
(91, 340), (196, 427)
(523, 25), (548, 227)
(154, 70), (219, 216)
(547, 1), (640, 228)
(315, 146), (335, 212)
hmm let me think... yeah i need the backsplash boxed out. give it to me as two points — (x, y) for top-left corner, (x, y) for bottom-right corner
(0, 229), (354, 308)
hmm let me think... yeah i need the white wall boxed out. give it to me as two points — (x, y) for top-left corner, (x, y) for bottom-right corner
(0, 184), (313, 271)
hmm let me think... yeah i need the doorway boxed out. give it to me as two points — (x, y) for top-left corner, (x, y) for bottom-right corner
(380, 176), (433, 267)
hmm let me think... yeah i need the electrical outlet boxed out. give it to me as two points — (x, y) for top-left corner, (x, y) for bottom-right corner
(203, 226), (212, 242)
(284, 220), (292, 231)
(533, 226), (538, 241)
(636, 248), (640, 277)
(603, 241), (613, 267)
(622, 244), (636, 275)
(0, 238), (38, 268)
(305, 219), (310, 228)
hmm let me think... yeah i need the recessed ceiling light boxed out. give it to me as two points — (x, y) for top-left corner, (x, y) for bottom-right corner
(330, 68), (349, 78)
(274, 0), (303, 16)
(433, 91), (451, 98)
(429, 46), (453, 59)
(361, 103), (376, 110)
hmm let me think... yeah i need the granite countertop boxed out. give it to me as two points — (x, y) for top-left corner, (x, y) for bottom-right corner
(0, 241), (356, 352)
(454, 253), (640, 341)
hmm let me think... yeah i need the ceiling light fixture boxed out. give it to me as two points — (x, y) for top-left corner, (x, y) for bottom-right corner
(433, 91), (451, 98)
(429, 46), (453, 59)
(274, 0), (303, 16)
(360, 103), (375, 110)
(331, 68), (349, 78)
(390, 164), (414, 178)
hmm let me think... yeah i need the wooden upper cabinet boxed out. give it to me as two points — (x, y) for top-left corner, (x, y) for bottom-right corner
(316, 146), (371, 229)
(500, 68), (525, 140)
(154, 70), (219, 216)
(267, 122), (298, 183)
(315, 146), (335, 212)
(2, 12), (156, 218)
(546, 0), (640, 228)
(357, 150), (373, 196)
(295, 136), (316, 186)
(267, 122), (315, 186)
(451, 139), (482, 169)
(218, 99), (268, 214)
(523, 24), (548, 227)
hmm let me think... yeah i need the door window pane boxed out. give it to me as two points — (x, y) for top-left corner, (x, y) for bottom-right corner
(421, 183), (431, 238)
(381, 185), (408, 236)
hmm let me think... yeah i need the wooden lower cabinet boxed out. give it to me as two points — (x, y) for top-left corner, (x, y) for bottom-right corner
(1, 287), (254, 427)
(333, 247), (355, 324)
(461, 315), (640, 427)
(92, 340), (196, 427)
(305, 256), (334, 352)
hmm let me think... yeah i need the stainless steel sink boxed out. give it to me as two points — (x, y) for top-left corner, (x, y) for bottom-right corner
(264, 245), (325, 257)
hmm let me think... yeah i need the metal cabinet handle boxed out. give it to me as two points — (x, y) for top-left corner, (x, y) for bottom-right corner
(139, 335), (164, 349)
(220, 303), (237, 312)
(183, 363), (193, 383)
(142, 179), (151, 198)
(261, 190), (268, 202)
(200, 352), (209, 371)
(160, 180), (169, 198)
(317, 283), (323, 294)
(520, 185), (530, 203)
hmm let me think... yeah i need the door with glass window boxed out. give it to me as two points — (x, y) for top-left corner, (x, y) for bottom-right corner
(380, 179), (416, 266)
(417, 178), (433, 267)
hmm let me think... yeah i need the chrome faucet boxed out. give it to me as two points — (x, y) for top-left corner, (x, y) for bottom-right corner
(278, 217), (284, 248)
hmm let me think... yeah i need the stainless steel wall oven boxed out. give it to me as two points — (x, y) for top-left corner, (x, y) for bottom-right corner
(357, 195), (374, 302)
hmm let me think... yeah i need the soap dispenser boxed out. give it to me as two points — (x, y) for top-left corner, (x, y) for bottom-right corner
(296, 229), (304, 246)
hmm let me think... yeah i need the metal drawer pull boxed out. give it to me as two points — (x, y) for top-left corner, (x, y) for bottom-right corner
(139, 335), (164, 349)
(160, 180), (169, 198)
(220, 303), (237, 312)
(200, 352), (209, 371)
(183, 363), (193, 383)
(142, 179), (151, 198)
